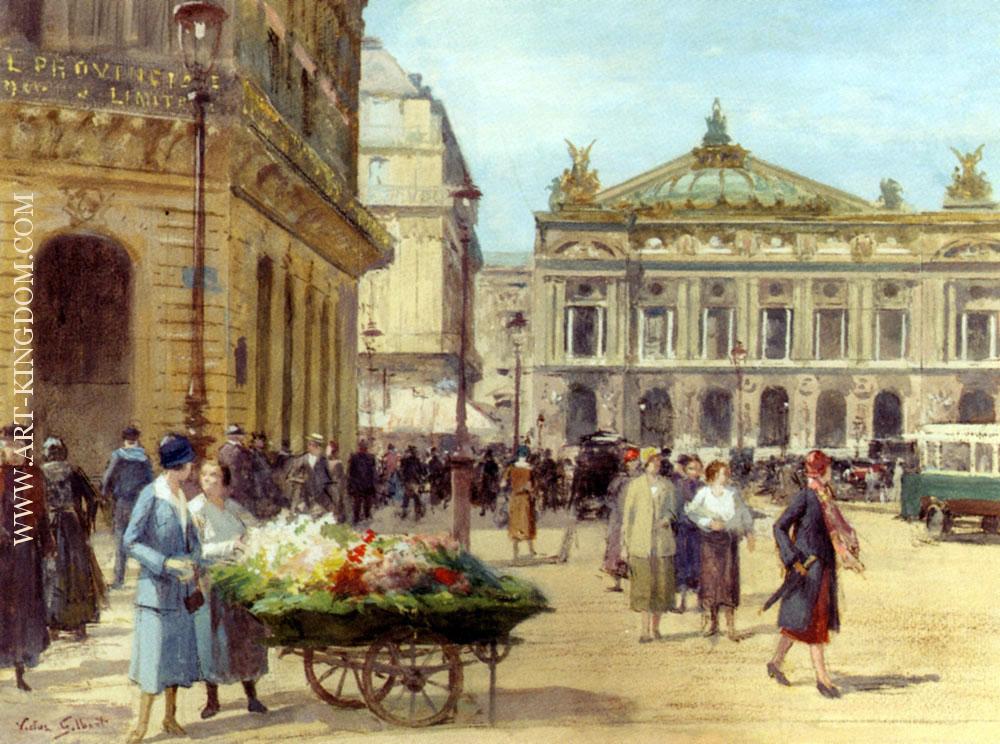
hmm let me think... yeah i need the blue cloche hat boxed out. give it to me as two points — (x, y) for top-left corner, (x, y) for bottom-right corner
(159, 433), (196, 470)
(516, 445), (531, 459)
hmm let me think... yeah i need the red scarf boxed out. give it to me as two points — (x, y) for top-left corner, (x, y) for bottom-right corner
(808, 477), (860, 563)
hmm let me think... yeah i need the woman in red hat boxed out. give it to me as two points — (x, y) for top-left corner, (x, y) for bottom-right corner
(767, 449), (864, 698)
(602, 447), (641, 591)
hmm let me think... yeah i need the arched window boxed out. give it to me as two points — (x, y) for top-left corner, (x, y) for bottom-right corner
(281, 274), (295, 448)
(759, 387), (790, 447)
(959, 389), (996, 424)
(640, 388), (673, 447)
(815, 390), (847, 448)
(565, 384), (597, 445)
(873, 391), (903, 438)
(256, 257), (274, 432)
(701, 388), (732, 447)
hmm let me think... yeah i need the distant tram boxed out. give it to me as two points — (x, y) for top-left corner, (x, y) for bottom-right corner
(901, 424), (1000, 535)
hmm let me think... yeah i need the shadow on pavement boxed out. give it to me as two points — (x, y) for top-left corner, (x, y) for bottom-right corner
(22, 657), (129, 686)
(490, 685), (633, 725)
(835, 673), (940, 694)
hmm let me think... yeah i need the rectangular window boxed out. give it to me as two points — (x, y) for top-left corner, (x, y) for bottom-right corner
(761, 308), (793, 360)
(876, 309), (908, 361)
(564, 306), (605, 358)
(639, 307), (676, 360)
(701, 307), (734, 360)
(814, 309), (848, 360)
(959, 311), (999, 361)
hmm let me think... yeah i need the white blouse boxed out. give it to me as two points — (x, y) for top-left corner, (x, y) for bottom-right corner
(189, 494), (258, 560)
(686, 485), (746, 532)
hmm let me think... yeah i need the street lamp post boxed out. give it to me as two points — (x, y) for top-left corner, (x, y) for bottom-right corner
(729, 340), (748, 450)
(506, 311), (528, 452)
(449, 175), (481, 550)
(362, 318), (382, 440)
(174, 1), (227, 460)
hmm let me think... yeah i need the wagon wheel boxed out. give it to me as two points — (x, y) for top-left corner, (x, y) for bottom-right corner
(303, 647), (391, 709)
(471, 635), (512, 665)
(361, 629), (462, 727)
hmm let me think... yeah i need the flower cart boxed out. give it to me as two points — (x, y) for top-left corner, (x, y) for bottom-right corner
(210, 516), (550, 727)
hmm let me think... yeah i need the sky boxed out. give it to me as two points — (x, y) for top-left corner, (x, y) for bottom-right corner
(363, 1), (1000, 260)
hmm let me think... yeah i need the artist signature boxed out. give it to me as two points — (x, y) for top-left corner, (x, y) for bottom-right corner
(15, 716), (110, 740)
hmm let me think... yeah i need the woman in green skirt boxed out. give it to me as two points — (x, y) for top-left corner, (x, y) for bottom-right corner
(622, 447), (678, 642)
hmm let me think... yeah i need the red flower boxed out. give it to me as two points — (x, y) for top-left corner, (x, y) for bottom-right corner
(330, 563), (367, 596)
(362, 529), (377, 544)
(433, 567), (461, 586)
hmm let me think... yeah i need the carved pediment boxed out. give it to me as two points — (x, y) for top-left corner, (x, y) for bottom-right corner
(552, 240), (619, 259)
(934, 237), (1000, 260)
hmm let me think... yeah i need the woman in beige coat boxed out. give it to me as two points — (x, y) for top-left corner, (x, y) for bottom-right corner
(622, 447), (677, 642)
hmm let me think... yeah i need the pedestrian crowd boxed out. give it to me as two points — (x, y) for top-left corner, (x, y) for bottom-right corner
(0, 419), (868, 737)
(599, 444), (865, 699)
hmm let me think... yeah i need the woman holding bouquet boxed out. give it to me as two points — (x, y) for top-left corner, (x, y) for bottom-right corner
(124, 434), (203, 743)
(767, 449), (864, 698)
(189, 460), (269, 719)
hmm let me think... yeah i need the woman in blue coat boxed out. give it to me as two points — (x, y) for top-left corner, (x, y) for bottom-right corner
(767, 450), (863, 698)
(123, 434), (204, 743)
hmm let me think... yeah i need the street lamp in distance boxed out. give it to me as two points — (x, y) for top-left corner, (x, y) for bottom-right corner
(361, 318), (383, 440)
(174, 0), (228, 461)
(506, 311), (528, 452)
(729, 340), (748, 450)
(449, 175), (482, 550)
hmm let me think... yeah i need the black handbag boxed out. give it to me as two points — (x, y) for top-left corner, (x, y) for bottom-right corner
(183, 526), (205, 613)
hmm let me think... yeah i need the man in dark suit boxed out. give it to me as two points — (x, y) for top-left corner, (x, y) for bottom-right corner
(284, 434), (334, 516)
(101, 426), (154, 589)
(347, 440), (377, 524)
(218, 424), (256, 515)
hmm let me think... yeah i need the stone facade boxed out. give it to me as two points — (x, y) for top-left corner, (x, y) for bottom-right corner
(356, 38), (481, 446)
(0, 1), (391, 475)
(473, 261), (533, 448)
(529, 106), (1000, 458)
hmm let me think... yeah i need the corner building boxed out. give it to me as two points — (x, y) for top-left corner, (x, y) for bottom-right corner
(0, 1), (392, 476)
(531, 104), (1000, 457)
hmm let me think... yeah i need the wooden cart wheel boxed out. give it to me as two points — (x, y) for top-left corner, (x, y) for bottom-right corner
(361, 629), (462, 727)
(303, 647), (386, 709)
(471, 635), (512, 664)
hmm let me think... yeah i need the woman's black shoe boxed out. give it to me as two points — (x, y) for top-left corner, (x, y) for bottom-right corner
(767, 662), (791, 687)
(816, 681), (841, 699)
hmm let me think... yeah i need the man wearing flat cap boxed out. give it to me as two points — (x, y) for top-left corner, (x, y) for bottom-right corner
(284, 434), (334, 517)
(218, 425), (256, 517)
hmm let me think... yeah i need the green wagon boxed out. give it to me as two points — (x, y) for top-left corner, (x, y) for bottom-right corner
(901, 424), (1000, 535)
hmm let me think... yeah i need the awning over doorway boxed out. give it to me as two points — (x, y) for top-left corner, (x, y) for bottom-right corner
(368, 388), (500, 437)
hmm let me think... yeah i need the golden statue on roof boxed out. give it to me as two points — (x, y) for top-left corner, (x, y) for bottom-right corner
(553, 139), (601, 209)
(946, 144), (992, 202)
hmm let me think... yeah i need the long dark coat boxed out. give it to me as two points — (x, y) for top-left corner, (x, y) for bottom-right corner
(773, 487), (839, 634)
(42, 461), (106, 630)
(0, 461), (52, 668)
(673, 476), (703, 590)
(218, 441), (255, 513)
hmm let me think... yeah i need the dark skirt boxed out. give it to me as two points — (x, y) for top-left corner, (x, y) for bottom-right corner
(46, 511), (105, 630)
(674, 521), (702, 590)
(0, 538), (49, 668)
(698, 530), (740, 609)
(782, 567), (832, 644)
